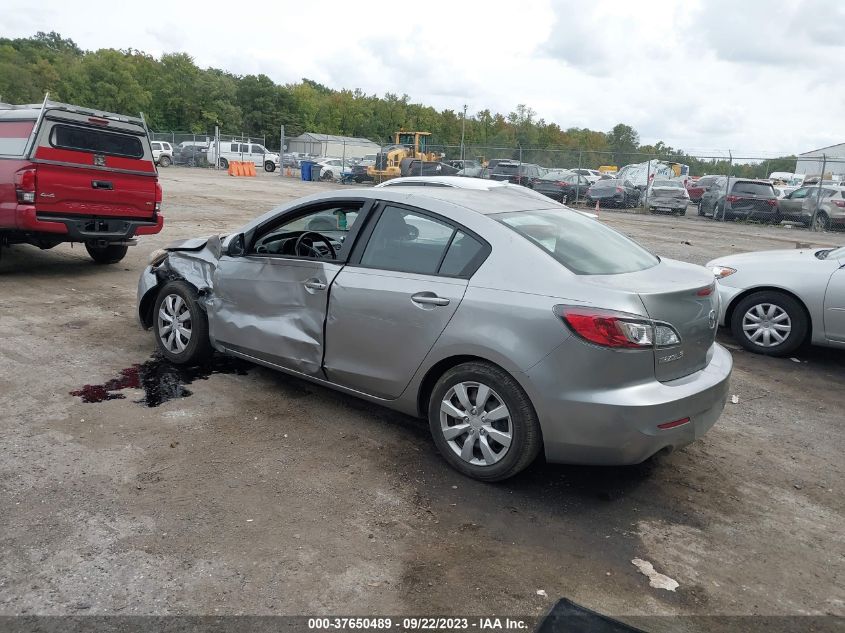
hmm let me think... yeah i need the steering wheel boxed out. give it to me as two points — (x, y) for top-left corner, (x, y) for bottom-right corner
(293, 231), (337, 259)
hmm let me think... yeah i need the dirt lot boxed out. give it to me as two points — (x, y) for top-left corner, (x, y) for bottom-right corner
(1, 169), (843, 627)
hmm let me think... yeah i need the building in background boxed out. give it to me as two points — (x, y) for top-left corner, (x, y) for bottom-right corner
(287, 133), (380, 159)
(795, 143), (845, 178)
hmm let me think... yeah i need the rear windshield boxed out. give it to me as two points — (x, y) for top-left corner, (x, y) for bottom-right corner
(592, 179), (618, 188)
(494, 163), (520, 174)
(653, 179), (682, 188)
(0, 120), (35, 155)
(495, 209), (659, 275)
(732, 181), (775, 196)
(51, 124), (144, 159)
(698, 176), (717, 185)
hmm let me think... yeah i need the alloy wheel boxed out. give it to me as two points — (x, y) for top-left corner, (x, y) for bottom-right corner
(742, 303), (791, 347)
(439, 381), (512, 466)
(158, 294), (193, 354)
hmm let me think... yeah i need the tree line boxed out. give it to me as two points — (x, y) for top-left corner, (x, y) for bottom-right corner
(2, 32), (796, 177)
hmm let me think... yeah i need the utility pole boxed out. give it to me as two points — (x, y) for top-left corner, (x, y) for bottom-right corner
(811, 154), (827, 231)
(460, 104), (467, 161)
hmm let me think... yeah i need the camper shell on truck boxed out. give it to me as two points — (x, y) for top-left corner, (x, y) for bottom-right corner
(0, 99), (163, 264)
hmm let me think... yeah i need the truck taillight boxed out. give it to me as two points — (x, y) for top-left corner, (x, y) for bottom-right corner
(155, 181), (162, 212)
(14, 167), (36, 204)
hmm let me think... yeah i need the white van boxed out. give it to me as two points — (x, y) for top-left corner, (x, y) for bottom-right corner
(208, 142), (280, 172)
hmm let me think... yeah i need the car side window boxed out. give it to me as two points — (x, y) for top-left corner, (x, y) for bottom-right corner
(439, 231), (486, 277)
(151, 142), (161, 150)
(239, 144), (249, 153)
(230, 143), (238, 152)
(251, 145), (265, 154)
(359, 206), (455, 275)
(249, 205), (362, 258)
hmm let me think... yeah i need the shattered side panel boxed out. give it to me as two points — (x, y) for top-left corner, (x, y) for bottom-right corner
(208, 256), (341, 377)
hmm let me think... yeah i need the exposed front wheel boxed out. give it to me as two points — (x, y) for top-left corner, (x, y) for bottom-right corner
(153, 281), (213, 364)
(85, 243), (128, 264)
(219, 158), (229, 169)
(158, 155), (172, 167)
(428, 361), (542, 481)
(321, 170), (333, 181)
(729, 291), (808, 357)
(264, 161), (276, 172)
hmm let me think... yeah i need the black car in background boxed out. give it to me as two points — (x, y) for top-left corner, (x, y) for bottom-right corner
(585, 178), (639, 207)
(489, 161), (542, 187)
(699, 178), (780, 222)
(533, 170), (591, 203)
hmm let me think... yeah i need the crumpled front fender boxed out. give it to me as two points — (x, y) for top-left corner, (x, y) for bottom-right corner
(136, 236), (223, 329)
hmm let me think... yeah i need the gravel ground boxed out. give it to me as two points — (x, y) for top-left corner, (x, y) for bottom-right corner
(0, 169), (842, 628)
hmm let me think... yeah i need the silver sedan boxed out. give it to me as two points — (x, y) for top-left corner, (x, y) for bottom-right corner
(138, 187), (732, 481)
(707, 246), (845, 356)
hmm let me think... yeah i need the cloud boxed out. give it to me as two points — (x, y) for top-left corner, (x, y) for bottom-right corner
(2, 0), (844, 155)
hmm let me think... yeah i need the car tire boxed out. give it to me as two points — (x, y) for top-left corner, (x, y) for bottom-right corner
(322, 170), (333, 181)
(85, 243), (128, 264)
(219, 158), (229, 169)
(812, 211), (830, 232)
(264, 161), (276, 173)
(729, 290), (808, 357)
(698, 202), (705, 216)
(153, 281), (213, 365)
(428, 361), (542, 482)
(159, 155), (172, 167)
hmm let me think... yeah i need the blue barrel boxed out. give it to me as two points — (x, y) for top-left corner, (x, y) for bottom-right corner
(300, 161), (314, 181)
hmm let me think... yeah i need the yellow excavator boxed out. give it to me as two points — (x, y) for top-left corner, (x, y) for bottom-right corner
(367, 131), (443, 182)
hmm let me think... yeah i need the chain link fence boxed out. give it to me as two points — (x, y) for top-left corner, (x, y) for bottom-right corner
(149, 129), (845, 231)
(150, 131), (269, 169)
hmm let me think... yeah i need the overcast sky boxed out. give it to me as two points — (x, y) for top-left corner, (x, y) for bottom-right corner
(6, 0), (844, 156)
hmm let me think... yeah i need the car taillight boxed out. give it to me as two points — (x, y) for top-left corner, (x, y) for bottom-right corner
(726, 195), (739, 203)
(154, 181), (163, 212)
(14, 167), (36, 204)
(553, 306), (681, 349)
(833, 200), (845, 208)
(616, 187), (623, 193)
(556, 181), (569, 187)
(767, 199), (778, 206)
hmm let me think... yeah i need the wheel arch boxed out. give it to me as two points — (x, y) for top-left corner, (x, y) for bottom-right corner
(725, 285), (814, 343)
(139, 269), (204, 329)
(415, 354), (535, 420)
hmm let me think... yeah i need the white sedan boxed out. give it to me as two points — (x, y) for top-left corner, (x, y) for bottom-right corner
(707, 246), (845, 356)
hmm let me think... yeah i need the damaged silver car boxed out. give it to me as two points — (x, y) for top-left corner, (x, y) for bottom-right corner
(138, 187), (732, 481)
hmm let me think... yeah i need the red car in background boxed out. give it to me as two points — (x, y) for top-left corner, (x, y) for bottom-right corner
(0, 99), (163, 264)
(686, 174), (722, 203)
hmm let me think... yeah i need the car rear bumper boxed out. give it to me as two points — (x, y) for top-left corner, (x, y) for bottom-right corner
(525, 342), (732, 465)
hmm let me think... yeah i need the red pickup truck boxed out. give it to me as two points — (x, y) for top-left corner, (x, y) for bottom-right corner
(0, 100), (163, 264)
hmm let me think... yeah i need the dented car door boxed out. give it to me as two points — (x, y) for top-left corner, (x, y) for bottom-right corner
(204, 202), (372, 377)
(209, 255), (341, 376)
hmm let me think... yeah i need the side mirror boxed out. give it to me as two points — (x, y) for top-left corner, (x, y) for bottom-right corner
(227, 233), (246, 257)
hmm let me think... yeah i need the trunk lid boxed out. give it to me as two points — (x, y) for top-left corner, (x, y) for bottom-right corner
(584, 259), (719, 381)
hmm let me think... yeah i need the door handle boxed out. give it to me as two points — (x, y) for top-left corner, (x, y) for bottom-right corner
(304, 280), (327, 291)
(411, 292), (450, 306)
(92, 180), (113, 190)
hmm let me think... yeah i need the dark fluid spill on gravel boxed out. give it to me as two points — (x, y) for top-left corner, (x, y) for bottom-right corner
(70, 354), (251, 407)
